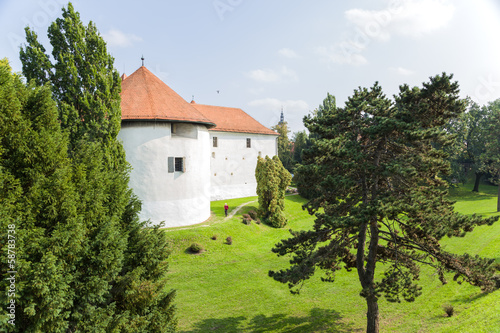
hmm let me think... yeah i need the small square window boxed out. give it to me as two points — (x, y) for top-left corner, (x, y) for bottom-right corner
(213, 137), (218, 147)
(246, 138), (251, 148)
(169, 156), (185, 173)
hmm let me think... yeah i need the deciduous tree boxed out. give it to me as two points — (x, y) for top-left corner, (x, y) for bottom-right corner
(480, 98), (500, 211)
(269, 75), (499, 333)
(272, 121), (293, 172)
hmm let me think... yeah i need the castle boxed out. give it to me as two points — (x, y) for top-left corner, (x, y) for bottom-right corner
(118, 66), (278, 227)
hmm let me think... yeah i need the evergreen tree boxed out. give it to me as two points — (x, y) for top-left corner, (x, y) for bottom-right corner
(0, 3), (177, 332)
(255, 155), (291, 228)
(269, 74), (499, 333)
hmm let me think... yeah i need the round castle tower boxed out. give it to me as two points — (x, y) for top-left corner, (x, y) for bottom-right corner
(118, 66), (215, 227)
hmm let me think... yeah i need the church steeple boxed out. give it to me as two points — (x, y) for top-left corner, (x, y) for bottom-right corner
(279, 107), (285, 124)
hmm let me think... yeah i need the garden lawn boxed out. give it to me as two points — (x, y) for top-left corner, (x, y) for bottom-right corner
(164, 184), (500, 333)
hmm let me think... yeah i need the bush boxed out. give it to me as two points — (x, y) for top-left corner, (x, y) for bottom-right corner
(211, 235), (217, 240)
(242, 216), (252, 225)
(443, 304), (454, 317)
(242, 213), (251, 219)
(248, 210), (258, 220)
(255, 218), (261, 225)
(189, 243), (203, 253)
(226, 237), (233, 245)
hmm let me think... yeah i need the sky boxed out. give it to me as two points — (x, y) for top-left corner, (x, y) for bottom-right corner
(1, 0), (500, 133)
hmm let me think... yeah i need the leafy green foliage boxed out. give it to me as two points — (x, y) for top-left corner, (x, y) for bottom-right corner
(269, 74), (499, 333)
(444, 99), (489, 190)
(255, 156), (292, 228)
(20, 2), (121, 147)
(479, 98), (500, 211)
(189, 243), (203, 253)
(272, 122), (293, 171)
(0, 3), (177, 332)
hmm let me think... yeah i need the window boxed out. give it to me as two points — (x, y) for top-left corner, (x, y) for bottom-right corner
(246, 138), (251, 148)
(171, 123), (177, 135)
(213, 136), (218, 147)
(175, 157), (184, 172)
(168, 156), (185, 173)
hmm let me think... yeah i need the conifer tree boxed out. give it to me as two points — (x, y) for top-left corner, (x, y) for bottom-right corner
(269, 74), (499, 333)
(255, 155), (291, 228)
(0, 3), (177, 332)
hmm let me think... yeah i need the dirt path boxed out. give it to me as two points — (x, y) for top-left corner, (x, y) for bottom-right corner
(225, 200), (257, 219)
(163, 194), (297, 232)
(163, 199), (257, 231)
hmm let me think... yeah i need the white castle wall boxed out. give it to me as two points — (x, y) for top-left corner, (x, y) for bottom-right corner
(209, 131), (277, 201)
(118, 122), (211, 228)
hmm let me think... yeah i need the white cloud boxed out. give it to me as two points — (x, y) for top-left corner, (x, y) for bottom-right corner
(246, 66), (298, 83)
(390, 66), (415, 76)
(316, 44), (368, 66)
(102, 29), (142, 47)
(278, 48), (299, 59)
(345, 0), (455, 41)
(317, 0), (455, 67)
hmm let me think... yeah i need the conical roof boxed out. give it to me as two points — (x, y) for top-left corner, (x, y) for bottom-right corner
(120, 66), (215, 127)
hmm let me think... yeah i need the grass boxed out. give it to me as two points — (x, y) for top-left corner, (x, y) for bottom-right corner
(164, 183), (500, 333)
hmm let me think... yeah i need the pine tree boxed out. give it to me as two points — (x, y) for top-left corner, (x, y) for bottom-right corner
(255, 155), (291, 228)
(269, 74), (499, 333)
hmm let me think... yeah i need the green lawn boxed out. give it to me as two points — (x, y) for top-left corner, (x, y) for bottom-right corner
(164, 184), (500, 333)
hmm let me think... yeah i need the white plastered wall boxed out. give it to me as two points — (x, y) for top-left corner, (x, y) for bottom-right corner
(118, 122), (211, 227)
(209, 131), (278, 201)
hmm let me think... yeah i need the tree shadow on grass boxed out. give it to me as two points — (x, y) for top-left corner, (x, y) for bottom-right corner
(182, 308), (360, 333)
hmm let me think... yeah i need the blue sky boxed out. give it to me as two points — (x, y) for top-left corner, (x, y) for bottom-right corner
(1, 0), (500, 133)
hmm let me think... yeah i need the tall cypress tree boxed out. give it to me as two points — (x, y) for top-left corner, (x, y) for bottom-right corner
(255, 155), (291, 228)
(269, 74), (499, 333)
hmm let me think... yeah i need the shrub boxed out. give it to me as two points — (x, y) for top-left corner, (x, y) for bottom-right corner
(255, 218), (261, 225)
(242, 216), (252, 225)
(443, 304), (454, 317)
(248, 210), (258, 220)
(211, 235), (217, 240)
(189, 243), (203, 253)
(242, 213), (251, 219)
(226, 237), (232, 245)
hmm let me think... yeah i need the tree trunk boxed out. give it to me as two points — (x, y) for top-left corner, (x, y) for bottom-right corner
(366, 295), (380, 333)
(497, 182), (500, 212)
(472, 172), (482, 192)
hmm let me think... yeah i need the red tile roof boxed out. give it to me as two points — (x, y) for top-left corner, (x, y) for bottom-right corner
(121, 66), (278, 136)
(120, 66), (215, 126)
(190, 102), (278, 135)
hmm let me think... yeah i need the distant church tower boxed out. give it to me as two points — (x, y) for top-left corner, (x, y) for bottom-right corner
(279, 107), (285, 125)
